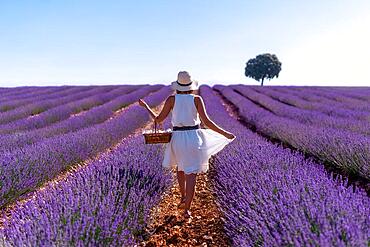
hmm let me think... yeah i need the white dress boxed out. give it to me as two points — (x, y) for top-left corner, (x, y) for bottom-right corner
(162, 93), (235, 174)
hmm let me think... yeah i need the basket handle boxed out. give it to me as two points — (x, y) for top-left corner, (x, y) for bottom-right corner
(154, 118), (164, 133)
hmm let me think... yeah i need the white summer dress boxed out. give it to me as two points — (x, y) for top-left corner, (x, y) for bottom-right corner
(161, 93), (235, 174)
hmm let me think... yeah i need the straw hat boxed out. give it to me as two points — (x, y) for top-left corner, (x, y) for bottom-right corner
(171, 71), (199, 91)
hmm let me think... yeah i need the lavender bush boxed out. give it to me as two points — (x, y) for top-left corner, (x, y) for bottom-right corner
(215, 85), (370, 180)
(319, 87), (370, 102)
(200, 85), (369, 246)
(0, 86), (64, 104)
(0, 85), (160, 153)
(232, 85), (370, 135)
(290, 87), (370, 112)
(0, 86), (73, 112)
(0, 132), (172, 246)
(252, 86), (370, 122)
(0, 86), (102, 125)
(0, 86), (172, 208)
(273, 86), (369, 114)
(0, 86), (135, 134)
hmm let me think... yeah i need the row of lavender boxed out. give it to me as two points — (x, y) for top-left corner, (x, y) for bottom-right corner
(290, 87), (370, 111)
(232, 85), (370, 135)
(0, 86), (109, 125)
(263, 86), (370, 113)
(297, 86), (370, 103)
(0, 86), (141, 134)
(200, 86), (369, 246)
(0, 86), (78, 112)
(215, 85), (370, 181)
(0, 121), (173, 246)
(0, 85), (160, 153)
(284, 86), (370, 102)
(251, 86), (370, 122)
(0, 86), (73, 106)
(0, 86), (171, 208)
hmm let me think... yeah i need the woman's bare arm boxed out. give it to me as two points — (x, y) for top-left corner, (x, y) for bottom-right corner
(194, 96), (234, 138)
(139, 96), (174, 124)
(155, 95), (174, 123)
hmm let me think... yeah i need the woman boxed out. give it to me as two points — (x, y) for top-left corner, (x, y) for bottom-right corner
(138, 71), (235, 219)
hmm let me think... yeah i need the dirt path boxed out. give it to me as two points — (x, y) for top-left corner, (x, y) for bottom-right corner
(0, 103), (163, 229)
(139, 157), (231, 247)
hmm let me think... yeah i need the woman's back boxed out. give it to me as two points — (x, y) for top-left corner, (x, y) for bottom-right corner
(171, 94), (201, 127)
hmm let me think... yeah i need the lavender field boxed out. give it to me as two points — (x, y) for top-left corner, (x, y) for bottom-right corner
(0, 84), (369, 246)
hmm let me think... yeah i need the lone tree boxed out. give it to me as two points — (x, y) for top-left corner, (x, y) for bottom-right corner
(245, 53), (282, 86)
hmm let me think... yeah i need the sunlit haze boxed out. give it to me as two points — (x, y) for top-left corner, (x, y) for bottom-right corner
(0, 0), (369, 87)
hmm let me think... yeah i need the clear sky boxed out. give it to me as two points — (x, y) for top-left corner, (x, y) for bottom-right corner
(0, 0), (369, 87)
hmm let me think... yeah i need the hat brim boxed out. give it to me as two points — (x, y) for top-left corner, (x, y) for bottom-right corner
(171, 80), (199, 91)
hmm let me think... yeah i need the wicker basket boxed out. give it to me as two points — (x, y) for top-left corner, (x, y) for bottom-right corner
(143, 120), (172, 144)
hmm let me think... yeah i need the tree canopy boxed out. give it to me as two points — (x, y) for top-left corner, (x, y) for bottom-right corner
(245, 53), (282, 86)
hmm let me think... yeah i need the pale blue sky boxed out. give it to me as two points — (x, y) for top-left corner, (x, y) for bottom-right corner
(0, 0), (369, 87)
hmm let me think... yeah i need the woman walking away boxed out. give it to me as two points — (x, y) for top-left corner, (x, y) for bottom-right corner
(138, 71), (235, 219)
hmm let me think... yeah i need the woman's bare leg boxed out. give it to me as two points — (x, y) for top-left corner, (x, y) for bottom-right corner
(176, 167), (186, 200)
(184, 173), (197, 211)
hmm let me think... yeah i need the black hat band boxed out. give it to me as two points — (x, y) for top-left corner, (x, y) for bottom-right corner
(176, 80), (192, 86)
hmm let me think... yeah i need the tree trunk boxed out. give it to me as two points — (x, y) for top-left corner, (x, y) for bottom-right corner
(261, 77), (264, 86)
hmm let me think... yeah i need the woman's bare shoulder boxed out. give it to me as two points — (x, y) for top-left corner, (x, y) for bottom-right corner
(194, 95), (204, 101)
(193, 95), (204, 109)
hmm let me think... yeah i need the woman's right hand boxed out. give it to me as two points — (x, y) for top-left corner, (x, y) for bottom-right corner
(224, 132), (236, 140)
